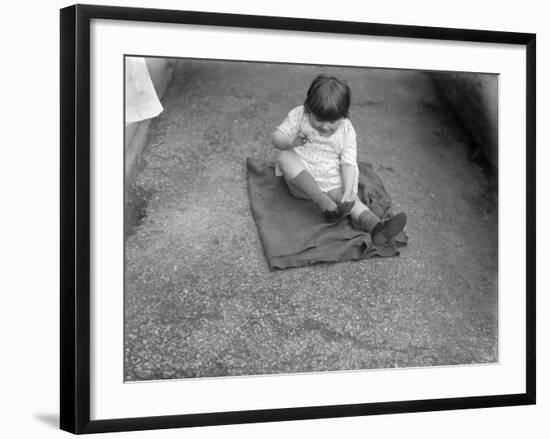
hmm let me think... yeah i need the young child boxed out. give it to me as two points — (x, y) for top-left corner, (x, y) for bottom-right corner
(272, 74), (407, 246)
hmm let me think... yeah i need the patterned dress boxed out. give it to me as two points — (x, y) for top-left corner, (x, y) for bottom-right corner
(275, 105), (359, 193)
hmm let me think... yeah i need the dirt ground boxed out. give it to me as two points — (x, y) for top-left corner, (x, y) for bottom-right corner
(124, 59), (498, 381)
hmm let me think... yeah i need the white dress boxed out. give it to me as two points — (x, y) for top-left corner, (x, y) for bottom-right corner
(275, 105), (359, 193)
(125, 57), (164, 124)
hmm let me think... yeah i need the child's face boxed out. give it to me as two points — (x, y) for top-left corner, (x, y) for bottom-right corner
(307, 113), (343, 137)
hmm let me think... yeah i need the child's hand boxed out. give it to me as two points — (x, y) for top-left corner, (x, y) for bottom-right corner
(292, 132), (309, 147)
(341, 192), (355, 203)
(338, 192), (356, 217)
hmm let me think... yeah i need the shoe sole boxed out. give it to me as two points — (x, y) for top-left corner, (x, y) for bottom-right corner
(372, 212), (407, 246)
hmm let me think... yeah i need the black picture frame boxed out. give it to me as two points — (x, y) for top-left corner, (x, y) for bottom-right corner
(60, 3), (536, 434)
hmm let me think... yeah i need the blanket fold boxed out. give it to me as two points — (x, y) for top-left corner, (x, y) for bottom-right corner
(246, 158), (407, 269)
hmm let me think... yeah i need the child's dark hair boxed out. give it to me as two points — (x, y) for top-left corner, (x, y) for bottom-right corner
(304, 74), (351, 121)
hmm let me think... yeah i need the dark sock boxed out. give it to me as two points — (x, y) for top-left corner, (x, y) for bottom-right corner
(291, 170), (336, 212)
(358, 210), (380, 233)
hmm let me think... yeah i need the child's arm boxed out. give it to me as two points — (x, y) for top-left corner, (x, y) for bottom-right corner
(340, 120), (358, 202)
(271, 129), (309, 150)
(341, 164), (356, 202)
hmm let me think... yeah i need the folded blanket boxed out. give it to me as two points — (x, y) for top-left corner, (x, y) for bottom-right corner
(246, 158), (407, 270)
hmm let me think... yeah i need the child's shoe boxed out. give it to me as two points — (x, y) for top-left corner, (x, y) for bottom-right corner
(371, 212), (407, 246)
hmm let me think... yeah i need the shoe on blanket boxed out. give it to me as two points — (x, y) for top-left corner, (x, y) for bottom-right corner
(324, 200), (355, 223)
(371, 212), (407, 246)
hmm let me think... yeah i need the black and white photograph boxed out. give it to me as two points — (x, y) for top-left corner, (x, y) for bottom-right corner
(124, 56), (498, 381)
(2, 0), (546, 436)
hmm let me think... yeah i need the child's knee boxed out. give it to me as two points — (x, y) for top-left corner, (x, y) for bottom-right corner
(277, 150), (302, 176)
(277, 150), (293, 168)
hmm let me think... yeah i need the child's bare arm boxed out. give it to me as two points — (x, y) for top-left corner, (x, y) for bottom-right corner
(272, 129), (309, 150)
(340, 164), (356, 202)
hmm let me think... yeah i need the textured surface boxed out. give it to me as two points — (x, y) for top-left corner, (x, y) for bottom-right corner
(124, 60), (498, 381)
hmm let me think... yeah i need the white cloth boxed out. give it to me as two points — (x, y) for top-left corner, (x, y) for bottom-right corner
(125, 57), (163, 124)
(275, 105), (359, 192)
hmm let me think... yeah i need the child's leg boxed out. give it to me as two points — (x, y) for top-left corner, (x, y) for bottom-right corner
(326, 189), (377, 230)
(326, 188), (407, 246)
(285, 178), (310, 200)
(277, 150), (337, 213)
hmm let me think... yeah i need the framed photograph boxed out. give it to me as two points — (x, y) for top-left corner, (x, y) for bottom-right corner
(60, 4), (536, 434)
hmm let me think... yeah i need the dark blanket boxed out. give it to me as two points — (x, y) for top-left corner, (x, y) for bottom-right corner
(246, 158), (407, 269)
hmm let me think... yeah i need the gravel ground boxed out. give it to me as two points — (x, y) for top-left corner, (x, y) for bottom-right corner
(124, 59), (498, 381)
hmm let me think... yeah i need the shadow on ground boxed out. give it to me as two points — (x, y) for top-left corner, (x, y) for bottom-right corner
(124, 60), (498, 381)
(34, 414), (59, 430)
